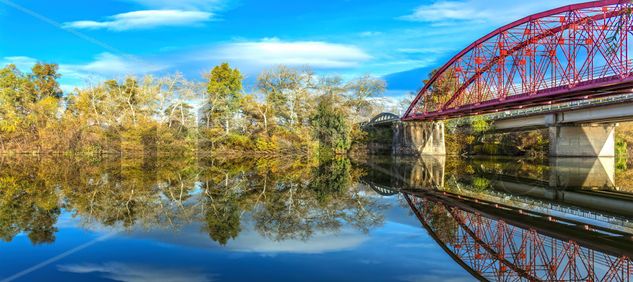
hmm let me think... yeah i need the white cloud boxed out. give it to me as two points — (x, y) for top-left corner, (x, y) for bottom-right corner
(402, 1), (488, 22)
(397, 47), (453, 55)
(1, 56), (38, 71)
(401, 0), (581, 24)
(205, 38), (372, 69)
(359, 31), (383, 37)
(64, 10), (213, 31)
(61, 52), (168, 78)
(58, 263), (213, 282)
(121, 0), (228, 11)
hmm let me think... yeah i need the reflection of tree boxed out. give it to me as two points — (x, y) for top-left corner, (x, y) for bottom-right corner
(310, 158), (350, 202)
(0, 156), (387, 246)
(444, 157), (549, 193)
(252, 157), (385, 241)
(425, 202), (458, 245)
(204, 191), (241, 245)
(0, 161), (60, 244)
(26, 209), (59, 244)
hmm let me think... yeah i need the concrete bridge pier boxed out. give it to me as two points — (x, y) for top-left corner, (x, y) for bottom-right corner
(549, 124), (616, 157)
(410, 156), (446, 189)
(393, 121), (446, 156)
(549, 157), (616, 189)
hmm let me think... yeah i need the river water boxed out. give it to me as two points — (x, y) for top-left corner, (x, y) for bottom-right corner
(0, 156), (631, 282)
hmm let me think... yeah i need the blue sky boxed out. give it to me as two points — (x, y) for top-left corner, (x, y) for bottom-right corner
(0, 0), (581, 98)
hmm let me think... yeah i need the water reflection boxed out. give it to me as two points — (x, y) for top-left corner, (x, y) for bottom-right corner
(360, 156), (633, 281)
(2, 155), (633, 281)
(0, 156), (384, 246)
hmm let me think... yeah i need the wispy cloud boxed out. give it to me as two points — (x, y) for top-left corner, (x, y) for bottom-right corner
(120, 0), (230, 11)
(401, 0), (581, 24)
(60, 52), (168, 78)
(81, 53), (163, 74)
(397, 47), (454, 55)
(58, 262), (214, 282)
(359, 31), (383, 37)
(1, 56), (38, 70)
(63, 10), (213, 31)
(401, 1), (488, 22)
(203, 38), (372, 69)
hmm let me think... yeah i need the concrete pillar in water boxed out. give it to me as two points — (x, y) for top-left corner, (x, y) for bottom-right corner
(549, 157), (615, 189)
(391, 156), (446, 190)
(549, 124), (616, 157)
(393, 121), (446, 156)
(410, 156), (446, 189)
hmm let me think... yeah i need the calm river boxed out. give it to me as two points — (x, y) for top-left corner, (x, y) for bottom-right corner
(0, 156), (631, 281)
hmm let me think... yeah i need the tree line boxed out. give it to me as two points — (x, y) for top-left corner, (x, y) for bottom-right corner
(0, 63), (387, 156)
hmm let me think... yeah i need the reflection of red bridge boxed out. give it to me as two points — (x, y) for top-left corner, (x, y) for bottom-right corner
(403, 189), (633, 281)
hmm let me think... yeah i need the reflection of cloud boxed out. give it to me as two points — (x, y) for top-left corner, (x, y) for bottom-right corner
(2, 232), (117, 282)
(358, 259), (382, 265)
(399, 275), (473, 282)
(125, 222), (368, 255)
(397, 264), (475, 282)
(226, 227), (367, 254)
(58, 262), (213, 282)
(395, 243), (435, 249)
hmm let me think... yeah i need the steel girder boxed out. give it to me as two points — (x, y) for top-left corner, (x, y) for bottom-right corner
(403, 0), (633, 121)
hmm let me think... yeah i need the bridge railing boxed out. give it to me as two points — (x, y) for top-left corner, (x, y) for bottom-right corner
(362, 113), (401, 128)
(445, 92), (633, 126)
(490, 92), (633, 120)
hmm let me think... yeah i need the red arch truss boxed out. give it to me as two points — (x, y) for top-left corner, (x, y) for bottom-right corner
(403, 0), (633, 121)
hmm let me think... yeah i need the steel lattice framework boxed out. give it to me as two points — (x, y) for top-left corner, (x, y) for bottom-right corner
(404, 192), (633, 281)
(403, 0), (633, 121)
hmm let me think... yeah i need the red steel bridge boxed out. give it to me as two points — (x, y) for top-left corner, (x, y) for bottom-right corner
(403, 0), (633, 122)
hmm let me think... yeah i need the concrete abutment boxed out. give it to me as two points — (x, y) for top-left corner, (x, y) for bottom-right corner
(387, 118), (617, 158)
(549, 124), (616, 157)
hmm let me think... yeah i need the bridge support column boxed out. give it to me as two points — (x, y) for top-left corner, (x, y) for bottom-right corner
(549, 124), (616, 157)
(549, 157), (615, 189)
(393, 121), (445, 156)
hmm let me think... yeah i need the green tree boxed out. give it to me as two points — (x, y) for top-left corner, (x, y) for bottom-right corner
(0, 65), (31, 150)
(30, 63), (62, 101)
(424, 68), (458, 112)
(311, 94), (351, 153)
(204, 63), (243, 134)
